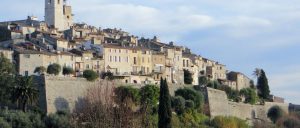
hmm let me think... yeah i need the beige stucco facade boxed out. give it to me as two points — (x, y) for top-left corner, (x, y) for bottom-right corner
(103, 45), (133, 76)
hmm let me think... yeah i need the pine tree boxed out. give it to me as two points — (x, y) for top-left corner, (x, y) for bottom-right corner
(158, 78), (172, 128)
(257, 70), (270, 99)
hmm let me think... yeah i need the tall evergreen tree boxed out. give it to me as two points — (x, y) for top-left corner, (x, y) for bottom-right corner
(257, 70), (270, 99)
(158, 78), (172, 128)
(0, 53), (15, 105)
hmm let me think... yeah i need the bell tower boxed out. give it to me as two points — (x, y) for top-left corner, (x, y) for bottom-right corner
(45, 0), (66, 31)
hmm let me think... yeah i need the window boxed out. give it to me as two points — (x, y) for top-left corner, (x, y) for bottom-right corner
(25, 71), (29, 76)
(115, 56), (117, 62)
(58, 0), (60, 4)
(187, 60), (189, 67)
(119, 56), (121, 62)
(49, 0), (52, 4)
(110, 56), (112, 62)
(119, 49), (121, 53)
(183, 60), (185, 67)
(86, 64), (90, 69)
(134, 57), (137, 65)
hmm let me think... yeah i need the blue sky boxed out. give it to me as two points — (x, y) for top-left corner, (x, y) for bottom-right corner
(1, 0), (300, 104)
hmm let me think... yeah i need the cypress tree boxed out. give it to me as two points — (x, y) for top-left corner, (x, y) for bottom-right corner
(158, 78), (172, 128)
(257, 70), (270, 99)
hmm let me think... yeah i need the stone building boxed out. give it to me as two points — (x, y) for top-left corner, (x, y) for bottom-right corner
(152, 52), (166, 82)
(227, 71), (251, 90)
(102, 44), (133, 76)
(15, 49), (56, 76)
(45, 0), (73, 31)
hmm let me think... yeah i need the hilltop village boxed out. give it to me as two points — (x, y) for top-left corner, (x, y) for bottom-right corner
(0, 0), (295, 127)
(0, 0), (255, 92)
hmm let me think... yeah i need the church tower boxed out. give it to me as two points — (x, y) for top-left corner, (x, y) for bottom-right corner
(45, 0), (73, 31)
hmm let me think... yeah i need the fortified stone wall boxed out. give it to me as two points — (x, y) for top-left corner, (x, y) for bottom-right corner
(38, 75), (288, 123)
(205, 87), (289, 123)
(37, 76), (188, 114)
(38, 76), (101, 113)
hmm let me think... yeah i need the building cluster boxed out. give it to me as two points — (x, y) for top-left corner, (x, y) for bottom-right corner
(0, 0), (253, 91)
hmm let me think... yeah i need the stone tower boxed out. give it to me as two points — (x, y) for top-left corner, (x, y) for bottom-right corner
(45, 0), (73, 31)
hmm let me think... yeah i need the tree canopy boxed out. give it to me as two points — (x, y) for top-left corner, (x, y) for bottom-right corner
(11, 76), (39, 112)
(257, 69), (270, 99)
(140, 84), (160, 107)
(47, 63), (61, 76)
(34, 66), (46, 75)
(83, 70), (98, 81)
(0, 53), (15, 104)
(62, 67), (74, 76)
(267, 106), (284, 123)
(175, 88), (204, 110)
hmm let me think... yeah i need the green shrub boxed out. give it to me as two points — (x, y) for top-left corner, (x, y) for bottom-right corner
(0, 117), (10, 128)
(101, 71), (114, 80)
(0, 110), (40, 128)
(207, 80), (221, 89)
(171, 114), (183, 128)
(171, 96), (185, 115)
(47, 63), (61, 75)
(211, 116), (249, 128)
(34, 66), (46, 75)
(175, 88), (204, 110)
(114, 86), (140, 106)
(282, 117), (300, 128)
(83, 70), (98, 81)
(218, 85), (240, 102)
(240, 88), (258, 105)
(62, 67), (74, 75)
(140, 84), (160, 108)
(185, 100), (195, 109)
(44, 112), (70, 128)
(179, 111), (209, 128)
(267, 106), (284, 123)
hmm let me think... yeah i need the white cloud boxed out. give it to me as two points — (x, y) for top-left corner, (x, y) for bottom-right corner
(269, 65), (300, 104)
(72, 3), (215, 41)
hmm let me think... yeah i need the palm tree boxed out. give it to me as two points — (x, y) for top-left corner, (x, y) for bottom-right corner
(12, 76), (39, 112)
(252, 68), (262, 79)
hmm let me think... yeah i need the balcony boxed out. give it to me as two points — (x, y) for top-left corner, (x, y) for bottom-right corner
(153, 66), (165, 73)
(114, 72), (130, 76)
(165, 62), (174, 67)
